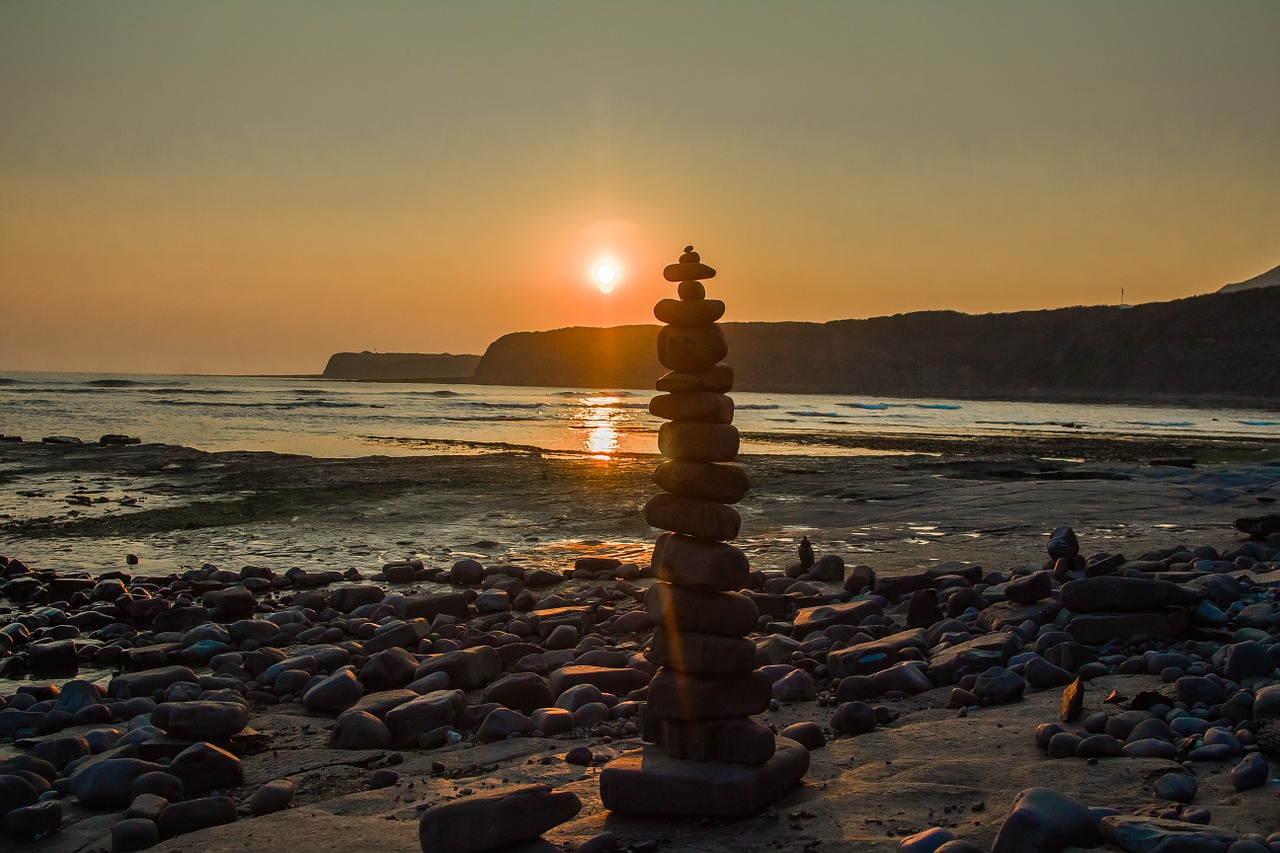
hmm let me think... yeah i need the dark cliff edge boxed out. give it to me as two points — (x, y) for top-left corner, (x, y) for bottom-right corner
(473, 288), (1280, 404)
(322, 352), (481, 382)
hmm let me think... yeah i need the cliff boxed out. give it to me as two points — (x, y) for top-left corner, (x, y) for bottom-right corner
(322, 352), (480, 382)
(473, 288), (1280, 402)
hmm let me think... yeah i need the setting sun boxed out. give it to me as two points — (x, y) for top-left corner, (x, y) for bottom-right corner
(593, 262), (618, 294)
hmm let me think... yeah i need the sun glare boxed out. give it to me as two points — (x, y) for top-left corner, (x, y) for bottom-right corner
(593, 262), (618, 293)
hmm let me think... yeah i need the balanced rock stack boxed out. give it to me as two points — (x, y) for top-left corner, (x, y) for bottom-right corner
(599, 246), (809, 819)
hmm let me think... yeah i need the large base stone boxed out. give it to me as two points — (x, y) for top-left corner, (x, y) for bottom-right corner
(599, 738), (809, 819)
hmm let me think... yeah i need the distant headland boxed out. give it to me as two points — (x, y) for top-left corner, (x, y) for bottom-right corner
(321, 351), (480, 382)
(323, 285), (1280, 404)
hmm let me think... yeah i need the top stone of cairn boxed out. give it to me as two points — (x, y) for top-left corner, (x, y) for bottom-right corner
(663, 245), (717, 283)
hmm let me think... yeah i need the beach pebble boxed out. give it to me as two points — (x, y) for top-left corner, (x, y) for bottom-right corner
(247, 779), (295, 815)
(168, 742), (242, 794)
(330, 710), (391, 749)
(476, 708), (536, 742)
(565, 746), (593, 766)
(152, 700), (249, 740)
(1075, 734), (1123, 759)
(157, 794), (238, 839)
(415, 646), (502, 691)
(70, 758), (163, 809)
(385, 690), (467, 743)
(1006, 571), (1051, 605)
(417, 784), (581, 853)
(482, 672), (554, 715)
(360, 647), (420, 692)
(131, 771), (184, 801)
(781, 721), (826, 751)
(0, 773), (39, 815)
(898, 826), (955, 852)
(302, 668), (363, 713)
(125, 793), (168, 822)
(577, 831), (619, 853)
(990, 787), (1098, 853)
(974, 667), (1025, 705)
(830, 701), (877, 735)
(1154, 772), (1198, 802)
(450, 559), (484, 585)
(531, 708), (574, 736)
(772, 669), (816, 702)
(28, 735), (90, 771)
(4, 799), (62, 838)
(1023, 656), (1072, 688)
(369, 768), (400, 789)
(112, 817), (160, 853)
(1123, 739), (1179, 760)
(1230, 752), (1269, 792)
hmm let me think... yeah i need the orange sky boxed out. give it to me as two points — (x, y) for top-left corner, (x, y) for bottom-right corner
(2, 2), (1278, 375)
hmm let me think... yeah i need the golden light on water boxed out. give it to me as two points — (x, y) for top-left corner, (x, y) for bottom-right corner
(576, 394), (624, 459)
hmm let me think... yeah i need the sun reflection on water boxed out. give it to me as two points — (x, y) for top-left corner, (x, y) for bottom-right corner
(575, 394), (625, 459)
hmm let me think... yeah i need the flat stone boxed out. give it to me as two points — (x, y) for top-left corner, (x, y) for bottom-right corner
(413, 646), (502, 691)
(384, 690), (467, 744)
(328, 584), (386, 612)
(1099, 815), (1235, 852)
(976, 601), (1062, 632)
(652, 533), (749, 592)
(69, 758), (164, 809)
(1061, 576), (1201, 613)
(548, 664), (649, 698)
(151, 700), (249, 740)
(1006, 571), (1052, 604)
(107, 665), (199, 700)
(649, 392), (734, 424)
(362, 619), (432, 654)
(600, 738), (808, 819)
(1061, 675), (1084, 722)
(791, 600), (883, 636)
(658, 421), (739, 463)
(645, 583), (759, 637)
(393, 593), (469, 622)
(659, 717), (777, 764)
(647, 628), (757, 675)
(157, 794), (238, 839)
(1069, 609), (1189, 644)
(663, 260), (717, 282)
(654, 298), (725, 326)
(644, 493), (740, 541)
(418, 783), (581, 853)
(646, 668), (771, 720)
(655, 365), (734, 394)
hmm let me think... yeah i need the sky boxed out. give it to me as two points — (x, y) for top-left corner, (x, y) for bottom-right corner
(2, 2), (1278, 375)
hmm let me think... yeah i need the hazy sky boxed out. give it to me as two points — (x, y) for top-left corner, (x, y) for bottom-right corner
(3, 1), (1277, 374)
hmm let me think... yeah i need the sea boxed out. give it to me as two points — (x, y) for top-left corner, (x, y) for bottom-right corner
(2, 371), (1277, 458)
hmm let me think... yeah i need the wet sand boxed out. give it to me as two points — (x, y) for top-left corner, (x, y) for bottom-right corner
(2, 431), (1277, 579)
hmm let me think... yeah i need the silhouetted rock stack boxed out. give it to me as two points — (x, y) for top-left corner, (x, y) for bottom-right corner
(599, 246), (809, 819)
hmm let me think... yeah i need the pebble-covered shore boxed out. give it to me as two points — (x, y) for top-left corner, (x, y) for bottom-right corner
(2, 511), (1280, 852)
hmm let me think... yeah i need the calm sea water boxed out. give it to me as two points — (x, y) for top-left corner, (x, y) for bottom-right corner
(1, 371), (1277, 458)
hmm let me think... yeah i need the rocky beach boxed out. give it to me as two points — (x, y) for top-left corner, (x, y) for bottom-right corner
(1, 392), (1279, 853)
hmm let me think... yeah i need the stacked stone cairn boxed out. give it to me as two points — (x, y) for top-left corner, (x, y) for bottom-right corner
(599, 247), (809, 819)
